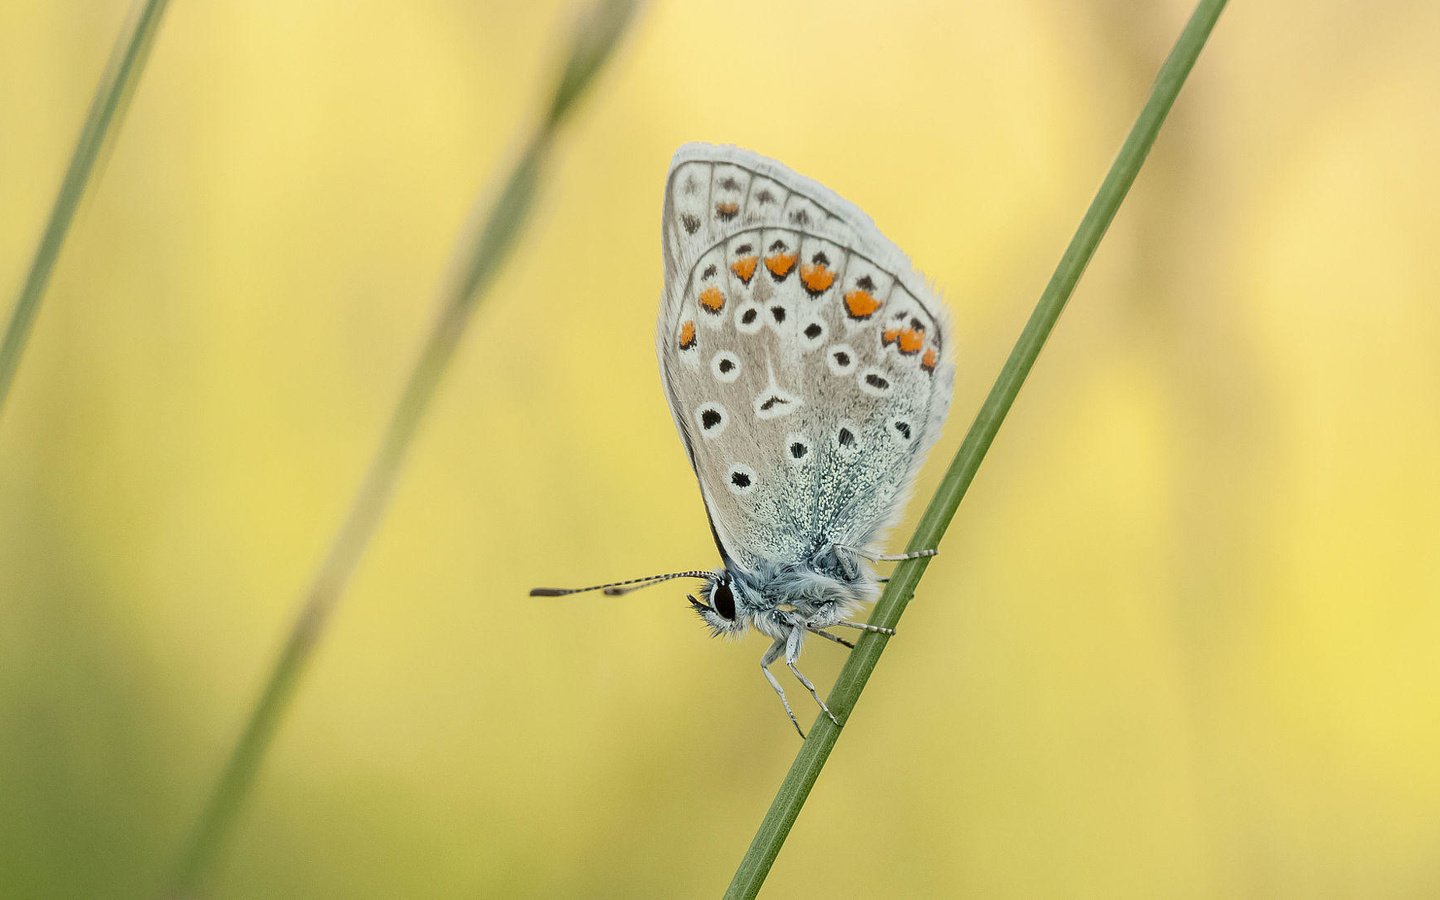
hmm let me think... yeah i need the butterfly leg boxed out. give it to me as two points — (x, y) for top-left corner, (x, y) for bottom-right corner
(804, 625), (856, 649)
(761, 639), (806, 739)
(877, 549), (938, 561)
(835, 544), (939, 563)
(835, 620), (897, 636)
(786, 627), (841, 728)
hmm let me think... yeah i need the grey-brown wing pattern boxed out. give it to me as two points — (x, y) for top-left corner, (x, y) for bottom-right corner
(657, 144), (952, 573)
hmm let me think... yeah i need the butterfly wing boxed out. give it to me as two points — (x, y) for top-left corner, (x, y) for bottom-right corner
(657, 143), (953, 574)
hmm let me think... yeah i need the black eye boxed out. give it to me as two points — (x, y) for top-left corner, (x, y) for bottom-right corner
(712, 582), (736, 620)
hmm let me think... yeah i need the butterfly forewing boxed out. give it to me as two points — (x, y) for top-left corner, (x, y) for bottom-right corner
(658, 144), (953, 573)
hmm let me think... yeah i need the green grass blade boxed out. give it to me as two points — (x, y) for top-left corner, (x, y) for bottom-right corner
(168, 1), (637, 894)
(0, 0), (172, 423)
(724, 1), (1229, 895)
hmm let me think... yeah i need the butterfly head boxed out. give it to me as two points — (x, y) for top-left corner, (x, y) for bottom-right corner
(531, 568), (753, 636)
(688, 571), (750, 637)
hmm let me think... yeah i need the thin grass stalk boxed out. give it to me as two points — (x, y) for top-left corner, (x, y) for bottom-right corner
(168, 1), (637, 894)
(0, 0), (172, 423)
(724, 0), (1229, 895)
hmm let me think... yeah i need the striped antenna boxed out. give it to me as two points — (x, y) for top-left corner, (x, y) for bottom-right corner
(529, 570), (716, 598)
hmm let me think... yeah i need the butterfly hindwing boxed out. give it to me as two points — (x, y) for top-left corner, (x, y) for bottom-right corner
(658, 144), (953, 572)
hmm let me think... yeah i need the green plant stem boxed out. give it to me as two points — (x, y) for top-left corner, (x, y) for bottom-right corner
(169, 2), (636, 894)
(724, 0), (1229, 895)
(0, 0), (171, 423)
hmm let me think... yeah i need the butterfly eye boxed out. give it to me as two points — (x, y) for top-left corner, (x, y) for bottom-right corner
(712, 582), (737, 620)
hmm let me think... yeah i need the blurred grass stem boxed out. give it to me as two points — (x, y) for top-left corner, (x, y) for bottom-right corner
(0, 0), (171, 423)
(169, 1), (636, 893)
(724, 0), (1229, 895)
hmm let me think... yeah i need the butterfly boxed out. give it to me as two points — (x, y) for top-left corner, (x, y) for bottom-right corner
(533, 144), (953, 737)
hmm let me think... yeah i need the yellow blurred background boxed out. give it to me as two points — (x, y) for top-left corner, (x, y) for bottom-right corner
(2, 1), (1437, 896)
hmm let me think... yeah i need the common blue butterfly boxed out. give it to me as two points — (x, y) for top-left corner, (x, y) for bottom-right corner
(533, 144), (953, 736)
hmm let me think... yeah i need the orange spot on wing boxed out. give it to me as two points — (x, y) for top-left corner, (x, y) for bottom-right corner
(764, 253), (797, 280)
(843, 289), (882, 320)
(679, 321), (697, 350)
(730, 256), (758, 285)
(799, 264), (835, 295)
(883, 326), (924, 354)
(698, 286), (726, 314)
(715, 201), (739, 220)
(921, 347), (938, 372)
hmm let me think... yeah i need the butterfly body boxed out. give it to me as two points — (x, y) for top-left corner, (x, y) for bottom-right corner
(535, 144), (953, 735)
(696, 544), (878, 640)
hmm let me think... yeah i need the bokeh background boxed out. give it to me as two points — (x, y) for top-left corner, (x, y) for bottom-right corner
(2, 0), (1437, 896)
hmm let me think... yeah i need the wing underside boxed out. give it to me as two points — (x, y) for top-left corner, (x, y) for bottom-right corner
(657, 145), (954, 572)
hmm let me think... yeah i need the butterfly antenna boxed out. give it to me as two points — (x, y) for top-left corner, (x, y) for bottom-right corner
(529, 570), (716, 598)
